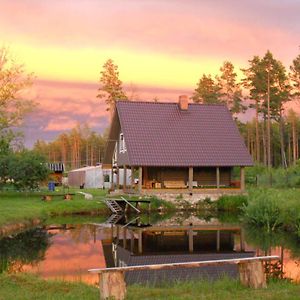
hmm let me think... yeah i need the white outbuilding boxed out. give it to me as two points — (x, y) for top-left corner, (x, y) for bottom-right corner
(68, 165), (132, 189)
(68, 166), (104, 188)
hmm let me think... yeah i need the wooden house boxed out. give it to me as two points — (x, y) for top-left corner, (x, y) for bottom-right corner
(103, 96), (253, 194)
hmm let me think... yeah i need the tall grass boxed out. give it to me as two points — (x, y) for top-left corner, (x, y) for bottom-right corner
(216, 195), (248, 211)
(244, 188), (300, 235)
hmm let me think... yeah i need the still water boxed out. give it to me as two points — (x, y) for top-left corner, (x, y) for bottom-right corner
(1, 212), (300, 285)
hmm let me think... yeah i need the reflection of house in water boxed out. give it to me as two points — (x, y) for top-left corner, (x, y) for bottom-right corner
(103, 219), (255, 284)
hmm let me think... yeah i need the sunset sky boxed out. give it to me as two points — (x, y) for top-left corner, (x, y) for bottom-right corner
(1, 0), (300, 146)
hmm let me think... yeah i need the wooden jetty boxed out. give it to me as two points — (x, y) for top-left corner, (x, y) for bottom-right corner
(104, 197), (151, 214)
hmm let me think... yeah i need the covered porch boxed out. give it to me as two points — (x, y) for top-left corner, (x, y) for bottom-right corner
(112, 166), (246, 194)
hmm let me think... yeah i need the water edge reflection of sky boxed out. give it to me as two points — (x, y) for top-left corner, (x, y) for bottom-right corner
(1, 213), (300, 285)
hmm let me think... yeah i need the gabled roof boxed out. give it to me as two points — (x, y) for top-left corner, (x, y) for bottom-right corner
(104, 101), (253, 167)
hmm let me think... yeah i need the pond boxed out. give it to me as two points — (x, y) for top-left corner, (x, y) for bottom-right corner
(1, 212), (300, 285)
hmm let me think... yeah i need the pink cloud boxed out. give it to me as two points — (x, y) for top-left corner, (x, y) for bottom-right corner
(0, 1), (299, 64)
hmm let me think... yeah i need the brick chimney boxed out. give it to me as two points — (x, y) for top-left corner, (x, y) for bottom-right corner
(178, 95), (189, 110)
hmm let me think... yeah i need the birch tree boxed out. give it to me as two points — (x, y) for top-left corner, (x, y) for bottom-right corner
(0, 47), (34, 147)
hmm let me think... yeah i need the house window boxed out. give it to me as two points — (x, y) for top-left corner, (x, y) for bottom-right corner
(119, 133), (127, 153)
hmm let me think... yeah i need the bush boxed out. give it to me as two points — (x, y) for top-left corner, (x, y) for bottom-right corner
(243, 190), (283, 232)
(216, 195), (248, 211)
(0, 150), (49, 191)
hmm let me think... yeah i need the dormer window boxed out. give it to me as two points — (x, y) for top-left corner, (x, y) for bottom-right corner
(119, 133), (127, 153)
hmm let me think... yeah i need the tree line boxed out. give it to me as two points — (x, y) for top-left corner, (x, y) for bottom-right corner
(33, 124), (107, 170)
(97, 51), (300, 169)
(1, 46), (300, 175)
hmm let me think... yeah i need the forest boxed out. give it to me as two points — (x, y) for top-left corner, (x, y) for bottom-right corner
(31, 50), (300, 171)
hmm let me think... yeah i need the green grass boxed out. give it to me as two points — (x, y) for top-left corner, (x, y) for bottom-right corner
(0, 189), (175, 228)
(1, 273), (300, 300)
(0, 273), (98, 300)
(129, 278), (300, 300)
(0, 189), (108, 227)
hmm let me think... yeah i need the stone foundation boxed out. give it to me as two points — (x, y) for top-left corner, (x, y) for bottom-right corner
(142, 190), (244, 205)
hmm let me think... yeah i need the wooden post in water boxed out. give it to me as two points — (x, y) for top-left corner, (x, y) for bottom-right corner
(98, 271), (126, 300)
(188, 228), (194, 252)
(138, 229), (143, 254)
(123, 227), (127, 249)
(216, 230), (220, 252)
(130, 230), (134, 253)
(238, 261), (266, 288)
(240, 228), (245, 252)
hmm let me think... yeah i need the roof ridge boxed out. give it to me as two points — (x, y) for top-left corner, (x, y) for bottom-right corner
(116, 100), (226, 107)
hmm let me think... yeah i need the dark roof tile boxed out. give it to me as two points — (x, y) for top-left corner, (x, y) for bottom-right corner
(115, 101), (253, 167)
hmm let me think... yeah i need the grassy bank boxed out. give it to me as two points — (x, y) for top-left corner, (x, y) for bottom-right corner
(0, 189), (108, 227)
(1, 273), (300, 300)
(0, 189), (175, 229)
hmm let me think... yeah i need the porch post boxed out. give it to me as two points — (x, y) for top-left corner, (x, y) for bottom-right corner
(123, 165), (127, 192)
(111, 167), (115, 190)
(131, 166), (135, 190)
(188, 167), (193, 193)
(216, 167), (220, 189)
(240, 166), (245, 192)
(138, 166), (143, 194)
(116, 166), (120, 190)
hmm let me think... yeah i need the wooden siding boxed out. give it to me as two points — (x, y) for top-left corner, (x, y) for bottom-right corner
(117, 138), (130, 166)
(144, 167), (231, 187)
(194, 167), (231, 186)
(146, 167), (188, 187)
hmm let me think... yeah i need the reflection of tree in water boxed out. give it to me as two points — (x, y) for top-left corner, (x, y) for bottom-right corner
(244, 225), (300, 257)
(244, 225), (300, 280)
(0, 228), (52, 273)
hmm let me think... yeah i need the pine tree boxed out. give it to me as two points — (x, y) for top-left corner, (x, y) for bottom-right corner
(218, 61), (246, 115)
(192, 74), (220, 104)
(290, 52), (300, 97)
(97, 59), (127, 120)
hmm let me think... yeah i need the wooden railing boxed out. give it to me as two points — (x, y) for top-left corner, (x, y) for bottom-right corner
(89, 255), (279, 300)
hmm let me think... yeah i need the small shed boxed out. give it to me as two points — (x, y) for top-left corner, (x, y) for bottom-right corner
(47, 162), (65, 185)
(68, 166), (104, 189)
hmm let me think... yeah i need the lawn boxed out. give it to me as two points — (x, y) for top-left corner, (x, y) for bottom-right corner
(0, 189), (108, 227)
(1, 273), (300, 300)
